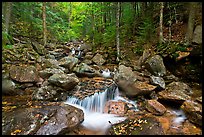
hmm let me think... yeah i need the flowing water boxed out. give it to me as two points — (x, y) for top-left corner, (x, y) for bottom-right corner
(65, 86), (138, 134)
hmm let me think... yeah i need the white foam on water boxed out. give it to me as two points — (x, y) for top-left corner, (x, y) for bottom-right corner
(171, 109), (186, 124)
(64, 86), (137, 133)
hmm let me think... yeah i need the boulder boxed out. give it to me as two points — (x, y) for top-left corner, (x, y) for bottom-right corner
(181, 100), (202, 127)
(41, 58), (65, 71)
(32, 84), (67, 101)
(36, 104), (84, 135)
(150, 75), (165, 89)
(73, 63), (99, 78)
(92, 53), (106, 66)
(2, 79), (17, 95)
(117, 80), (156, 98)
(145, 55), (166, 77)
(58, 56), (79, 71)
(39, 68), (64, 79)
(2, 104), (84, 135)
(158, 82), (193, 103)
(114, 65), (137, 83)
(145, 100), (167, 115)
(9, 65), (39, 83)
(192, 25), (202, 44)
(48, 73), (79, 91)
(104, 100), (128, 116)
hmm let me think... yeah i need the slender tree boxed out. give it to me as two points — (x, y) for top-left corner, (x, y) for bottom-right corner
(116, 2), (120, 62)
(4, 2), (12, 34)
(42, 2), (47, 46)
(159, 2), (164, 44)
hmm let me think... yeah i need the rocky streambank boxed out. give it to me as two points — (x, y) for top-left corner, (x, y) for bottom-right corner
(2, 38), (202, 135)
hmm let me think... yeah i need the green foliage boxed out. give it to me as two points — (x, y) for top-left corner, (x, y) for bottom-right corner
(3, 44), (13, 49)
(137, 16), (156, 44)
(2, 31), (13, 46)
(102, 25), (116, 47)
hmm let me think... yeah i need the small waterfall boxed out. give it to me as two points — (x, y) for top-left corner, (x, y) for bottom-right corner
(65, 85), (137, 133)
(66, 85), (120, 113)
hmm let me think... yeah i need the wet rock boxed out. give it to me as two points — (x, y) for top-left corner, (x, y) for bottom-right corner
(73, 63), (99, 78)
(150, 75), (165, 89)
(145, 100), (167, 115)
(48, 73), (79, 91)
(58, 56), (79, 71)
(114, 65), (137, 83)
(192, 25), (202, 44)
(104, 101), (128, 116)
(181, 100), (202, 127)
(158, 82), (193, 103)
(92, 53), (106, 66)
(36, 104), (84, 135)
(32, 84), (66, 101)
(2, 104), (84, 135)
(39, 68), (64, 79)
(9, 65), (39, 83)
(2, 79), (17, 95)
(145, 55), (166, 77)
(117, 80), (156, 98)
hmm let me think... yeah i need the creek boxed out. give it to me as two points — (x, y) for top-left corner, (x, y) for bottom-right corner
(65, 85), (138, 134)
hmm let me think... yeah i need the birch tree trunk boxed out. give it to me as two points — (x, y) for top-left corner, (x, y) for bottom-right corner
(116, 2), (120, 62)
(159, 2), (164, 44)
(42, 2), (47, 46)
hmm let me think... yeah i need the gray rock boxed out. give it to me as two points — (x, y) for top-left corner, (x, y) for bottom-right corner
(92, 53), (106, 66)
(117, 80), (156, 98)
(9, 65), (39, 83)
(58, 56), (79, 71)
(32, 85), (61, 101)
(2, 79), (17, 95)
(42, 59), (65, 71)
(39, 68), (64, 79)
(114, 65), (137, 83)
(158, 82), (193, 103)
(48, 73), (79, 90)
(192, 25), (202, 44)
(73, 63), (99, 78)
(2, 104), (84, 135)
(145, 55), (166, 77)
(150, 75), (165, 89)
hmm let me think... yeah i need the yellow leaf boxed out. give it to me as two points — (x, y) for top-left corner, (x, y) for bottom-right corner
(2, 102), (7, 105)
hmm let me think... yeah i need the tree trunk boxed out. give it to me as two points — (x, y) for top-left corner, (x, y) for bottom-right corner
(68, 2), (72, 30)
(185, 2), (197, 45)
(4, 2), (12, 34)
(116, 2), (120, 62)
(91, 3), (95, 46)
(42, 2), (47, 46)
(159, 2), (164, 44)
